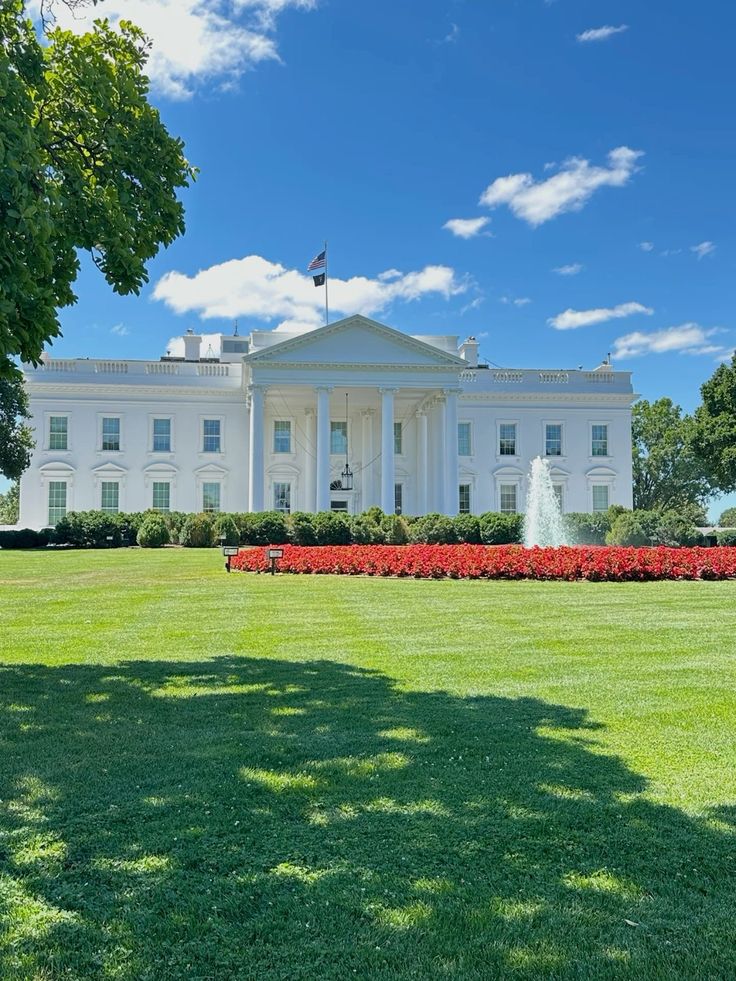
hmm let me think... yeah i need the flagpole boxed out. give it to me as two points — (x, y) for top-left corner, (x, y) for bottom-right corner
(324, 239), (329, 326)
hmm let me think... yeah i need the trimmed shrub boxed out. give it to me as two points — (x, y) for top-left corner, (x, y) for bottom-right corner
(410, 513), (457, 545)
(717, 529), (736, 546)
(0, 528), (52, 549)
(312, 511), (352, 545)
(564, 512), (612, 545)
(54, 511), (122, 548)
(213, 513), (240, 546)
(137, 513), (171, 548)
(382, 514), (409, 545)
(453, 514), (481, 544)
(652, 511), (702, 547)
(250, 511), (290, 545)
(606, 513), (649, 546)
(288, 512), (318, 546)
(479, 512), (523, 546)
(179, 513), (216, 548)
(350, 514), (384, 544)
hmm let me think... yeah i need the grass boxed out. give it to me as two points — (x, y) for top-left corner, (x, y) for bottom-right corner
(0, 549), (735, 980)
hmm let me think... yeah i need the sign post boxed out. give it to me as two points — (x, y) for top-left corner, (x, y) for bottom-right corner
(265, 547), (284, 575)
(222, 545), (239, 572)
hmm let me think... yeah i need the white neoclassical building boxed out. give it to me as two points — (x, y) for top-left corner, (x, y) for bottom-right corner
(18, 315), (635, 528)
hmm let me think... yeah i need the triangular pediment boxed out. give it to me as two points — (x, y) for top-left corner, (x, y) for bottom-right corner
(245, 316), (465, 368)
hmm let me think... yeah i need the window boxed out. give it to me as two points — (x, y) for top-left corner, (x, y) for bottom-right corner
(203, 419), (221, 453)
(592, 424), (609, 457)
(458, 422), (472, 457)
(100, 481), (119, 513)
(330, 421), (347, 455)
(592, 485), (610, 512)
(273, 481), (291, 513)
(48, 481), (67, 525)
(49, 416), (68, 451)
(500, 484), (517, 513)
(459, 483), (471, 514)
(393, 422), (403, 455)
(102, 417), (120, 451)
(553, 484), (563, 511)
(202, 482), (221, 512)
(152, 418), (171, 452)
(394, 483), (403, 515)
(152, 481), (170, 512)
(499, 423), (517, 456)
(273, 421), (291, 454)
(545, 424), (562, 457)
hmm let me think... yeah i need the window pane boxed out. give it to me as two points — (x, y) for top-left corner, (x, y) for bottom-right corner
(500, 484), (517, 513)
(592, 485), (609, 512)
(100, 481), (119, 513)
(202, 481), (221, 512)
(458, 423), (471, 456)
(274, 421), (291, 454)
(49, 416), (68, 450)
(592, 424), (608, 457)
(499, 423), (516, 455)
(273, 481), (291, 512)
(393, 422), (403, 455)
(330, 421), (347, 455)
(153, 418), (171, 452)
(545, 424), (562, 456)
(459, 483), (471, 514)
(394, 483), (403, 515)
(203, 419), (221, 452)
(152, 482), (170, 512)
(48, 481), (67, 525)
(102, 417), (120, 451)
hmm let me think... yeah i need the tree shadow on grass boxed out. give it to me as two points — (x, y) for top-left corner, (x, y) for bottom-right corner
(0, 657), (734, 980)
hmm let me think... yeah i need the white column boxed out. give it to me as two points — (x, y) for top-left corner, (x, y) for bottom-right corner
(416, 410), (428, 516)
(434, 396), (447, 514)
(316, 386), (332, 512)
(361, 409), (375, 509)
(444, 389), (459, 516)
(380, 388), (396, 513)
(304, 408), (316, 512)
(248, 385), (265, 512)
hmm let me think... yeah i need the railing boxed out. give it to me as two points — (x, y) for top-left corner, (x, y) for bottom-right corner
(538, 371), (569, 384)
(459, 370), (477, 382)
(492, 370), (524, 383)
(145, 363), (179, 375)
(584, 372), (615, 384)
(93, 361), (128, 374)
(40, 360), (76, 372)
(197, 364), (230, 377)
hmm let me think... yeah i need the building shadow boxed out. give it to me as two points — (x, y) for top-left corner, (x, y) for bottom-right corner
(0, 656), (734, 979)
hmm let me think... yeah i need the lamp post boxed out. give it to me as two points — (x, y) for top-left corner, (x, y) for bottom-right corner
(341, 392), (353, 492)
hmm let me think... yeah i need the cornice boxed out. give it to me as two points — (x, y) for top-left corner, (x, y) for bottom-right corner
(25, 383), (244, 401)
(251, 361), (462, 373)
(458, 392), (636, 405)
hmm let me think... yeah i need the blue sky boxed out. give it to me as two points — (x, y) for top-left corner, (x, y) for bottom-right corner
(20, 0), (736, 515)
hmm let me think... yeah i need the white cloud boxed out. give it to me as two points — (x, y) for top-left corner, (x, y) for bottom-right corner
(435, 22), (460, 44)
(639, 241), (654, 252)
(479, 147), (642, 226)
(110, 323), (130, 337)
(691, 241), (716, 260)
(153, 254), (469, 328)
(31, 0), (315, 100)
(549, 301), (653, 331)
(514, 297), (531, 307)
(577, 25), (628, 42)
(553, 263), (583, 276)
(612, 323), (731, 359)
(443, 217), (491, 239)
(460, 296), (485, 315)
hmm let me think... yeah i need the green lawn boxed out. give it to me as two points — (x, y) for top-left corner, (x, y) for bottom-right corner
(1, 550), (735, 980)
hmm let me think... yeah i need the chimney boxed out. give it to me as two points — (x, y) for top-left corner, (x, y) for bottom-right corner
(459, 336), (479, 367)
(183, 329), (201, 362)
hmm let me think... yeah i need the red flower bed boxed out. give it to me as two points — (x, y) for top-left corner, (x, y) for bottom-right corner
(230, 544), (736, 582)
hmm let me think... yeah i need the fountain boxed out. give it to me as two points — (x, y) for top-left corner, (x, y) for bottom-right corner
(523, 456), (569, 548)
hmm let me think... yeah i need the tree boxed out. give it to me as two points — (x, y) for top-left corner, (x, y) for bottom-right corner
(719, 507), (736, 527)
(693, 354), (736, 493)
(1, 0), (194, 375)
(631, 398), (712, 511)
(0, 482), (19, 524)
(0, 378), (33, 480)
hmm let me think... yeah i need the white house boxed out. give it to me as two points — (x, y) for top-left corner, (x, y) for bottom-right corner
(18, 315), (635, 528)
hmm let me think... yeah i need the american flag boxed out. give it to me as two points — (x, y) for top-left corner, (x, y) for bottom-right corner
(307, 249), (326, 271)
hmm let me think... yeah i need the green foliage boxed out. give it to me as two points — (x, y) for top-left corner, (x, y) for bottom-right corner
(213, 513), (239, 547)
(179, 513), (215, 548)
(651, 511), (703, 548)
(718, 507), (736, 528)
(0, 0), (194, 374)
(136, 513), (170, 548)
(564, 512), (613, 545)
(606, 512), (650, 547)
(692, 354), (736, 493)
(381, 514), (409, 545)
(478, 512), (523, 545)
(0, 482), (20, 524)
(632, 398), (711, 510)
(0, 377), (34, 480)
(248, 511), (290, 546)
(409, 513), (458, 544)
(716, 529), (736, 546)
(452, 514), (481, 544)
(288, 512), (318, 546)
(349, 514), (384, 545)
(0, 526), (51, 548)
(312, 511), (352, 545)
(54, 510), (122, 547)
